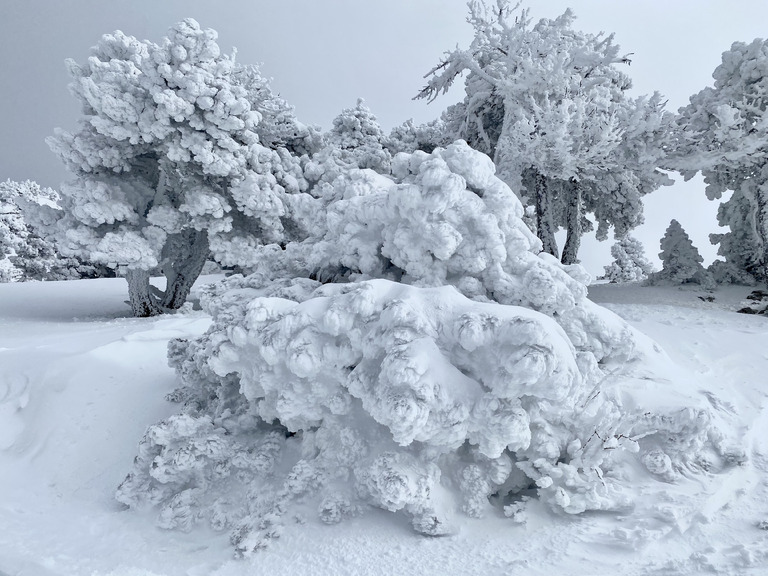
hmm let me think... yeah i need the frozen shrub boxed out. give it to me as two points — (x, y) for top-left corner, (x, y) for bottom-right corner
(118, 142), (728, 554)
(386, 118), (451, 155)
(243, 141), (636, 363)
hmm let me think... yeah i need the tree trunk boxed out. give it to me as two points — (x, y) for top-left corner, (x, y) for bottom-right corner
(535, 173), (558, 257)
(126, 269), (162, 317)
(756, 181), (768, 287)
(561, 181), (582, 265)
(160, 229), (210, 311)
(124, 230), (209, 317)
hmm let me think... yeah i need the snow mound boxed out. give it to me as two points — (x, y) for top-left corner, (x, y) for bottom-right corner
(116, 142), (732, 556)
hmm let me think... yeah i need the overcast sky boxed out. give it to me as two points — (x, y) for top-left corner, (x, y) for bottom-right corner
(2, 1), (767, 276)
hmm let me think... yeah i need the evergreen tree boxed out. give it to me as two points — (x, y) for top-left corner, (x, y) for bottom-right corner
(0, 179), (85, 282)
(672, 38), (768, 284)
(303, 99), (393, 190)
(42, 19), (310, 316)
(326, 98), (392, 173)
(648, 219), (714, 288)
(416, 1), (671, 264)
(601, 234), (654, 283)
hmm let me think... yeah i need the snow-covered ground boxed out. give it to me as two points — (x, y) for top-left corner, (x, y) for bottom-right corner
(1, 277), (767, 576)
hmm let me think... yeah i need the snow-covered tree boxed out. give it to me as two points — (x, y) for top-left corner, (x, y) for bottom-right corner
(0, 187), (33, 282)
(601, 234), (654, 283)
(416, 1), (671, 263)
(43, 19), (310, 316)
(118, 142), (725, 554)
(232, 63), (322, 156)
(326, 99), (391, 172)
(648, 219), (714, 288)
(0, 179), (89, 282)
(299, 99), (396, 199)
(387, 118), (451, 155)
(672, 38), (768, 285)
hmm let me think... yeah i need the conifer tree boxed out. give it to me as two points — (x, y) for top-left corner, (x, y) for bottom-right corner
(648, 219), (714, 288)
(416, 1), (671, 263)
(42, 19), (309, 316)
(0, 180), (83, 282)
(326, 98), (392, 173)
(602, 234), (654, 283)
(673, 38), (768, 285)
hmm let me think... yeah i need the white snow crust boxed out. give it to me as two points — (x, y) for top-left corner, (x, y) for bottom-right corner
(1, 279), (766, 575)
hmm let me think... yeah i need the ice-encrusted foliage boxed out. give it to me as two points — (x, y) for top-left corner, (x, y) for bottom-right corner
(672, 38), (768, 285)
(648, 220), (715, 289)
(326, 99), (391, 174)
(1, 180), (57, 282)
(43, 19), (312, 315)
(231, 63), (321, 157)
(119, 278), (635, 551)
(387, 118), (452, 155)
(0, 180), (104, 282)
(300, 99), (392, 193)
(602, 235), (654, 283)
(417, 1), (672, 264)
(244, 141), (633, 362)
(119, 142), (723, 555)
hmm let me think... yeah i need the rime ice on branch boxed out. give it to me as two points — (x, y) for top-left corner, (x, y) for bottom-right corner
(415, 0), (671, 264)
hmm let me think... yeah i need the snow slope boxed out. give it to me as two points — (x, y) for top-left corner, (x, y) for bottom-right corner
(1, 278), (767, 576)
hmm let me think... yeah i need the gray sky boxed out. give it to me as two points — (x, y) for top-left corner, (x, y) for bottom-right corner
(2, 1), (767, 276)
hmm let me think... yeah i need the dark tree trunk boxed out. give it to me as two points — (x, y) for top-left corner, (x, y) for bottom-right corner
(535, 172), (558, 257)
(126, 269), (162, 317)
(160, 229), (210, 310)
(124, 229), (210, 317)
(757, 182), (768, 287)
(561, 181), (582, 265)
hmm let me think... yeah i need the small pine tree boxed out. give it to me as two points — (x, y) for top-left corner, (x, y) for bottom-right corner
(327, 98), (391, 173)
(602, 234), (654, 283)
(648, 219), (714, 288)
(303, 99), (393, 188)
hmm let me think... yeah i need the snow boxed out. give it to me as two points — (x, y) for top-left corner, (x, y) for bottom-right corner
(2, 278), (768, 575)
